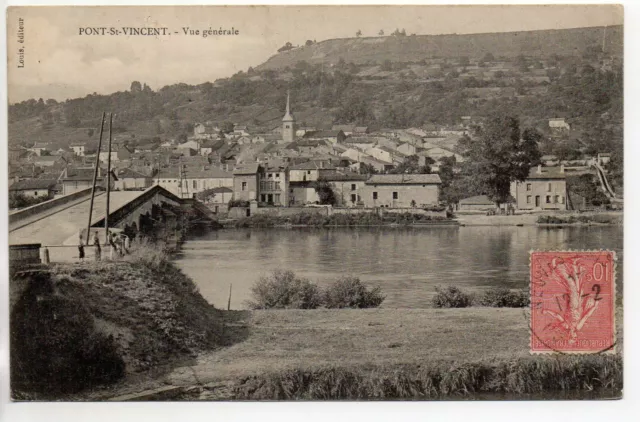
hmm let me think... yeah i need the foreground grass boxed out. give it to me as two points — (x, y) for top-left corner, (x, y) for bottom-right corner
(232, 355), (622, 400)
(168, 308), (534, 383)
(164, 308), (622, 400)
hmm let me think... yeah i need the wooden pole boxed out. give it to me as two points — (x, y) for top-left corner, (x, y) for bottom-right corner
(104, 113), (114, 245)
(227, 284), (232, 311)
(86, 112), (106, 245)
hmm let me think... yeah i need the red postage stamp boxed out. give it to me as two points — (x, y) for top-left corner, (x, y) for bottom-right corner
(530, 251), (616, 354)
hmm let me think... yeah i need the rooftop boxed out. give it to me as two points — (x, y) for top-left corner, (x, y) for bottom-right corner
(366, 174), (442, 185)
(526, 166), (567, 180)
(9, 179), (58, 191)
(459, 195), (495, 205)
(233, 163), (261, 175)
(155, 165), (233, 179)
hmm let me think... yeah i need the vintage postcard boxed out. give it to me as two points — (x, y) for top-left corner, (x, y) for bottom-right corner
(5, 4), (623, 402)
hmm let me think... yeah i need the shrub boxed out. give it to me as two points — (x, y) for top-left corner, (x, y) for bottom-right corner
(432, 285), (473, 308)
(228, 199), (250, 208)
(124, 237), (170, 269)
(246, 270), (322, 309)
(11, 276), (125, 394)
(480, 287), (530, 308)
(323, 276), (385, 308)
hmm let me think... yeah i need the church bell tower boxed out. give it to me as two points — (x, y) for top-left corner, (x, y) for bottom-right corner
(282, 90), (296, 143)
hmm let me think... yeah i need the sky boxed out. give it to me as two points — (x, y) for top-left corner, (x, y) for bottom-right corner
(6, 5), (623, 103)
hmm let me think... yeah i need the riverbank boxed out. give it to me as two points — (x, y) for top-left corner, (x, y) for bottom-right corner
(456, 211), (623, 226)
(161, 307), (622, 400)
(10, 244), (224, 399)
(224, 211), (456, 228)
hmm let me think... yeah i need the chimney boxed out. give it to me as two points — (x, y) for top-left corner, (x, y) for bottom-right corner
(537, 164), (542, 174)
(560, 164), (565, 173)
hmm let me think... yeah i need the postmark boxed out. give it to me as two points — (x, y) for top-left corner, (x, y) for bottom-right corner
(530, 251), (616, 354)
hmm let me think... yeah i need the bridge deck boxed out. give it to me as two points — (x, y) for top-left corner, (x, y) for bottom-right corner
(9, 191), (146, 246)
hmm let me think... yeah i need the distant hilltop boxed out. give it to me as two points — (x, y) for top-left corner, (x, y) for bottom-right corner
(257, 25), (623, 71)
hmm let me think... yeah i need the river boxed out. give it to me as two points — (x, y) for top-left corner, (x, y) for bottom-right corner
(173, 226), (623, 309)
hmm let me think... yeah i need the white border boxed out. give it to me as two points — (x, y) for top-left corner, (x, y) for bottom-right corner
(1, 1), (638, 422)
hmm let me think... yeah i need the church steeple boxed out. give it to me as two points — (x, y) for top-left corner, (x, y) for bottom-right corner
(282, 90), (295, 143)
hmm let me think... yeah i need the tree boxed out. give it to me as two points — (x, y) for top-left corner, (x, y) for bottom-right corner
(130, 81), (142, 93)
(305, 40), (314, 46)
(219, 121), (235, 134)
(313, 178), (336, 205)
(457, 115), (542, 207)
(378, 29), (384, 36)
(356, 30), (362, 37)
(380, 60), (393, 71)
(482, 52), (495, 62)
(278, 42), (294, 53)
(333, 94), (374, 125)
(389, 155), (433, 174)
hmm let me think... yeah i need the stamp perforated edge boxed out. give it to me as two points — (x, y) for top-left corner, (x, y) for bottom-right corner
(528, 249), (617, 355)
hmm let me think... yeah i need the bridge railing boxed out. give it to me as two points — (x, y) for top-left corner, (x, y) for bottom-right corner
(9, 187), (94, 225)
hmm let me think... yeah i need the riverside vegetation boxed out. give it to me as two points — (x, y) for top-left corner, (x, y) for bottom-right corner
(432, 285), (530, 308)
(231, 211), (451, 229)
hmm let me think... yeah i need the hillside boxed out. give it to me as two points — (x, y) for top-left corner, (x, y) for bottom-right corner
(8, 25), (623, 163)
(257, 26), (623, 71)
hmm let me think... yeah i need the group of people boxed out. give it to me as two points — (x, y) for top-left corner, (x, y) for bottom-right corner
(77, 231), (130, 262)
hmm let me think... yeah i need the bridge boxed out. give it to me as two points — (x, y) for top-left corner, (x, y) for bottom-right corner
(9, 185), (212, 262)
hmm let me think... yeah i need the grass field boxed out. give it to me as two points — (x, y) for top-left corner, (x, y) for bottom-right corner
(165, 306), (621, 384)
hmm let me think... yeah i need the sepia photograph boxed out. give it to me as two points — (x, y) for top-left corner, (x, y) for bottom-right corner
(4, 4), (624, 403)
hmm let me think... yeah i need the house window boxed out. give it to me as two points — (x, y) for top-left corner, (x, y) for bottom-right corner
(242, 182), (247, 191)
(526, 195), (532, 204)
(260, 194), (266, 202)
(307, 170), (311, 175)
(276, 173), (280, 178)
(560, 196), (565, 204)
(274, 194), (281, 204)
(34, 191), (38, 196)
(193, 180), (197, 189)
(275, 182), (281, 190)
(351, 184), (356, 191)
(547, 183), (552, 192)
(554, 195), (559, 204)
(373, 192), (378, 200)
(268, 173), (273, 178)
(526, 183), (532, 191)
(351, 194), (357, 203)
(393, 192), (398, 200)
(546, 196), (551, 204)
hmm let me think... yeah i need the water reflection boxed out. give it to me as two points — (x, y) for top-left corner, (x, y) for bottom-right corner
(175, 226), (623, 310)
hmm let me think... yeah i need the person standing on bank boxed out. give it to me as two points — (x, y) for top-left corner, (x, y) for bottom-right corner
(109, 232), (118, 260)
(78, 233), (85, 262)
(93, 231), (101, 261)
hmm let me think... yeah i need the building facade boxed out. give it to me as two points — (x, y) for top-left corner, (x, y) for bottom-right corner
(510, 165), (568, 211)
(258, 166), (289, 206)
(233, 163), (261, 202)
(361, 174), (441, 208)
